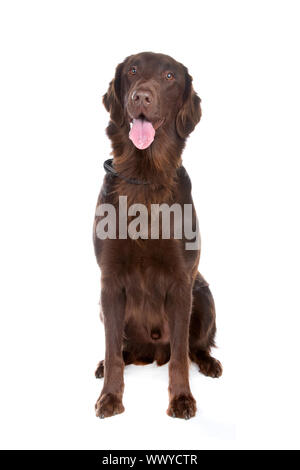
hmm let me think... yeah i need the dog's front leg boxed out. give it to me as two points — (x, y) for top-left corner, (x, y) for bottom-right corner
(166, 282), (196, 419)
(95, 285), (125, 418)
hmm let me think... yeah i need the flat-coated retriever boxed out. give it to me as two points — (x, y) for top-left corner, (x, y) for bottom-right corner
(93, 52), (222, 419)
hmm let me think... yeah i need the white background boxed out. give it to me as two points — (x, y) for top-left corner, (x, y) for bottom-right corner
(0, 0), (299, 450)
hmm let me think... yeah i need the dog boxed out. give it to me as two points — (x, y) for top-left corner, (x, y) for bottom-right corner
(93, 52), (222, 419)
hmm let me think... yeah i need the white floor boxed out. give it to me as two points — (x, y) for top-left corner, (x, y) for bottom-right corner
(0, 325), (236, 449)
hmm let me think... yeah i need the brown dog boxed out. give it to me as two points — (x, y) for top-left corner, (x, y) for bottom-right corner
(93, 52), (222, 419)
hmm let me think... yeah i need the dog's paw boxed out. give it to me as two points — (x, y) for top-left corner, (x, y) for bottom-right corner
(167, 394), (196, 420)
(198, 356), (223, 378)
(95, 393), (124, 419)
(95, 360), (104, 379)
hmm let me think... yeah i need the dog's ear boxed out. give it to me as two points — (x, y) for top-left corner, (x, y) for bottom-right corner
(176, 71), (201, 139)
(103, 62), (124, 127)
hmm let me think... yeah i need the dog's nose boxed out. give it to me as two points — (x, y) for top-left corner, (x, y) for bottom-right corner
(131, 89), (152, 107)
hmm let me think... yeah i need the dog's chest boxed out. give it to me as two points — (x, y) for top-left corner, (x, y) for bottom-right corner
(122, 238), (184, 277)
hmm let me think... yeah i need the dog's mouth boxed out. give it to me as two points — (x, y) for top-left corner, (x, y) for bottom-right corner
(129, 115), (164, 150)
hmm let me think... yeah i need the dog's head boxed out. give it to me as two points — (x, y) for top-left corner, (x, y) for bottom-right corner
(103, 52), (201, 150)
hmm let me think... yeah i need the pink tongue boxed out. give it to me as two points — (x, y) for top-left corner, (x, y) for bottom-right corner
(129, 118), (155, 150)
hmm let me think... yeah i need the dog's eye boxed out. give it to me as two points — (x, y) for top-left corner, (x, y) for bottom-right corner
(165, 72), (175, 80)
(128, 66), (137, 76)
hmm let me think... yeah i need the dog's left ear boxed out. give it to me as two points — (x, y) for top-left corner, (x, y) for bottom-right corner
(176, 71), (202, 139)
(103, 62), (124, 127)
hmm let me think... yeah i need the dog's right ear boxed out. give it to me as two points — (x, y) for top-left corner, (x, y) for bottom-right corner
(103, 62), (124, 127)
(176, 70), (201, 139)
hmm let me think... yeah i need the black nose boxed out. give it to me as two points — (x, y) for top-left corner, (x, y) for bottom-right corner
(131, 89), (152, 107)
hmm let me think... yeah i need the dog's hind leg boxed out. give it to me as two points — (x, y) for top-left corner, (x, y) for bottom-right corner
(95, 360), (104, 378)
(189, 273), (223, 378)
